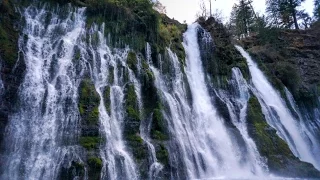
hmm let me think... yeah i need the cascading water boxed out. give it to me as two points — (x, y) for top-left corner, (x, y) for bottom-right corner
(139, 44), (164, 179)
(2, 2), (319, 180)
(216, 67), (268, 175)
(236, 45), (320, 170)
(1, 5), (86, 180)
(150, 23), (267, 179)
(85, 24), (138, 180)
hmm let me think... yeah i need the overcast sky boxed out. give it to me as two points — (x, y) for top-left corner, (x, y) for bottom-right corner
(158, 0), (315, 24)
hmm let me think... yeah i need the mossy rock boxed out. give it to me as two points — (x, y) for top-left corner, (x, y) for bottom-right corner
(125, 134), (147, 161)
(124, 84), (140, 124)
(88, 156), (103, 168)
(108, 66), (114, 84)
(59, 161), (85, 180)
(197, 17), (250, 86)
(79, 136), (101, 150)
(247, 96), (320, 177)
(156, 143), (169, 166)
(79, 79), (100, 125)
(88, 107), (99, 124)
(87, 156), (103, 180)
(151, 109), (168, 141)
(127, 51), (138, 74)
(103, 86), (111, 114)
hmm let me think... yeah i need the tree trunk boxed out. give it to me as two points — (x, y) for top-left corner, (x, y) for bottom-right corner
(292, 10), (299, 29)
(289, 0), (299, 29)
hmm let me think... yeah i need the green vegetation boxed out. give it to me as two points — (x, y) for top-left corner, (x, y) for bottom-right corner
(59, 161), (85, 180)
(66, 0), (186, 64)
(127, 51), (138, 74)
(266, 0), (306, 29)
(88, 156), (103, 180)
(158, 15), (186, 64)
(103, 86), (111, 114)
(88, 157), (103, 168)
(156, 143), (169, 166)
(77, 78), (103, 177)
(246, 96), (320, 176)
(125, 84), (140, 126)
(108, 67), (114, 84)
(125, 134), (147, 160)
(79, 136), (101, 150)
(229, 0), (256, 38)
(79, 79), (100, 125)
(151, 109), (168, 140)
(198, 17), (250, 87)
(73, 47), (81, 61)
(247, 96), (292, 168)
(122, 84), (148, 162)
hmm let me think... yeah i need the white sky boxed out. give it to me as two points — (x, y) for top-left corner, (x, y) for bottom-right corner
(159, 0), (314, 24)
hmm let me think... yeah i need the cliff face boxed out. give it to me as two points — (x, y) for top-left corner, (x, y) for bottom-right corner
(0, 1), (186, 179)
(199, 17), (320, 177)
(240, 23), (320, 106)
(0, 0), (25, 149)
(0, 1), (319, 179)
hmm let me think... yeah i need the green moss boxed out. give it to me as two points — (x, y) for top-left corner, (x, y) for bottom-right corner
(108, 67), (114, 84)
(127, 51), (138, 74)
(88, 107), (99, 124)
(87, 156), (103, 180)
(88, 157), (103, 168)
(158, 16), (186, 64)
(125, 84), (140, 121)
(79, 104), (85, 115)
(198, 18), (250, 86)
(78, 79), (100, 125)
(274, 62), (300, 93)
(103, 86), (111, 114)
(151, 109), (168, 140)
(79, 136), (101, 150)
(122, 84), (147, 161)
(125, 134), (143, 144)
(156, 143), (169, 166)
(126, 106), (140, 121)
(124, 134), (147, 161)
(146, 70), (154, 81)
(247, 96), (295, 170)
(75, 51), (81, 60)
(59, 161), (85, 180)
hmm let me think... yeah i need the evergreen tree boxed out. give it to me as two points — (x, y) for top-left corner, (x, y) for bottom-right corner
(266, 0), (305, 29)
(315, 0), (320, 20)
(229, 0), (255, 38)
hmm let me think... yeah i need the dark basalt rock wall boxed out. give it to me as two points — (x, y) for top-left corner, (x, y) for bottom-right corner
(0, 0), (25, 149)
(240, 23), (320, 107)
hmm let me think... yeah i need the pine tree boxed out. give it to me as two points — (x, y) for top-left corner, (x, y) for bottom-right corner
(315, 0), (320, 20)
(229, 0), (255, 38)
(266, 0), (305, 29)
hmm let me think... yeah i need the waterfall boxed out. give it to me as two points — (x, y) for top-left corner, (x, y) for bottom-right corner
(216, 67), (268, 175)
(1, 2), (319, 179)
(1, 5), (87, 179)
(139, 44), (164, 179)
(235, 45), (320, 170)
(85, 24), (138, 180)
(150, 23), (266, 179)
